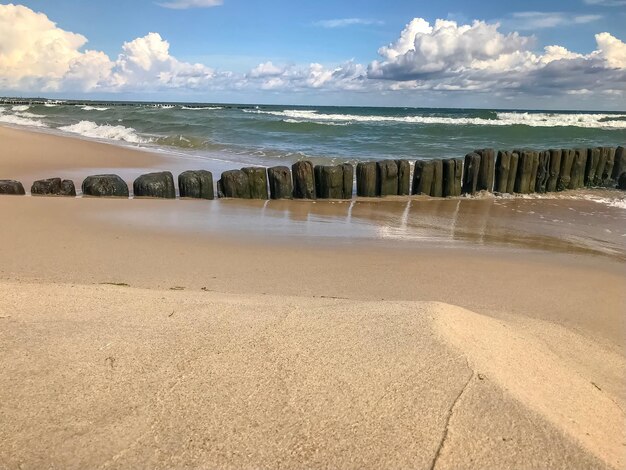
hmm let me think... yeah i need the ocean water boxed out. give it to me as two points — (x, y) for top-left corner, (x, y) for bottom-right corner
(1, 100), (625, 169)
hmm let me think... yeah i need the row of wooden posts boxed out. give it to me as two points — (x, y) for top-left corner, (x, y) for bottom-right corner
(1, 146), (625, 200)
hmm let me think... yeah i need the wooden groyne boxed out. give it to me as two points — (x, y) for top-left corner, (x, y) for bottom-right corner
(1, 146), (625, 200)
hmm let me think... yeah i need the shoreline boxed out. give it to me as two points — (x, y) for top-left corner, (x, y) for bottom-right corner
(1, 121), (625, 468)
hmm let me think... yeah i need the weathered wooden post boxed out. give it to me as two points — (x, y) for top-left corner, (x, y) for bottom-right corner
(442, 158), (462, 197)
(462, 152), (481, 195)
(179, 170), (214, 199)
(600, 147), (616, 185)
(613, 146), (626, 181)
(396, 160), (411, 196)
(341, 163), (354, 199)
(31, 178), (76, 196)
(133, 171), (176, 198)
(546, 149), (561, 192)
(218, 170), (251, 198)
(431, 159), (443, 197)
(495, 151), (511, 193)
(506, 152), (519, 193)
(356, 162), (378, 197)
(412, 160), (435, 195)
(585, 148), (601, 187)
(242, 167), (268, 199)
(268, 166), (293, 199)
(315, 165), (344, 199)
(377, 160), (399, 197)
(292, 160), (316, 199)
(515, 150), (534, 194)
(569, 149), (588, 190)
(558, 149), (575, 191)
(528, 151), (540, 193)
(535, 151), (550, 194)
(0, 180), (26, 195)
(475, 148), (495, 192)
(82, 175), (129, 198)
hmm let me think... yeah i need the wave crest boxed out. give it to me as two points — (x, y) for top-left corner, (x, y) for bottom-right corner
(0, 113), (48, 127)
(180, 106), (223, 110)
(244, 109), (626, 129)
(81, 106), (109, 111)
(58, 121), (149, 144)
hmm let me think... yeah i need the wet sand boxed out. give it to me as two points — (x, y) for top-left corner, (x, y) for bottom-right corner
(0, 125), (625, 469)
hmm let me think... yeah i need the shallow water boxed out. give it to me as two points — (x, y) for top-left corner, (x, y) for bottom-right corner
(92, 194), (626, 260)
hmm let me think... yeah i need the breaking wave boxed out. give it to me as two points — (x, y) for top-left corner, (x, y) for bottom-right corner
(244, 109), (626, 129)
(81, 106), (109, 111)
(180, 106), (223, 110)
(16, 111), (46, 118)
(11, 105), (30, 112)
(282, 118), (349, 126)
(58, 120), (149, 144)
(0, 112), (48, 128)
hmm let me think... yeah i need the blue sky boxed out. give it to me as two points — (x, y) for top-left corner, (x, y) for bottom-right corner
(1, 0), (625, 108)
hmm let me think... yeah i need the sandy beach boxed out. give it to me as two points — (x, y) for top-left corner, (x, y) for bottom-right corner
(0, 125), (625, 469)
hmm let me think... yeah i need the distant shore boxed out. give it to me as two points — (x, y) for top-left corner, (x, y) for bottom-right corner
(0, 123), (624, 469)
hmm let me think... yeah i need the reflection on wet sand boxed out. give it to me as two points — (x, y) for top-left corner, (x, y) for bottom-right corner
(99, 195), (626, 260)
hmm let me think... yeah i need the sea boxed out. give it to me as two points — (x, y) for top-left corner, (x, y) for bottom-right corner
(1, 99), (625, 170)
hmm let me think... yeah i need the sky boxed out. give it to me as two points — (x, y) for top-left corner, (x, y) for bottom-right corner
(0, 0), (625, 109)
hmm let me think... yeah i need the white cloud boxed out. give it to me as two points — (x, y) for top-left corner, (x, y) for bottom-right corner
(0, 4), (215, 92)
(314, 18), (383, 28)
(370, 19), (532, 79)
(248, 61), (285, 78)
(596, 31), (626, 68)
(113, 33), (215, 89)
(583, 0), (626, 6)
(0, 4), (89, 90)
(368, 17), (626, 99)
(157, 0), (223, 9)
(245, 61), (367, 91)
(506, 12), (602, 30)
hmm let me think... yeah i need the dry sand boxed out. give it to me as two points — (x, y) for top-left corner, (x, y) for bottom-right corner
(0, 125), (624, 469)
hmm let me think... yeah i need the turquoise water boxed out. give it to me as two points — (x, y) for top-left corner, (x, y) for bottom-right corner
(1, 100), (625, 167)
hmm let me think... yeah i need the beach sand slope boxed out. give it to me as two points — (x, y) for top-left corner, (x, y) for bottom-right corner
(0, 282), (621, 469)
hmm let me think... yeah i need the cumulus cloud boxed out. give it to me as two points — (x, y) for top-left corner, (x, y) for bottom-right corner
(157, 0), (223, 9)
(248, 61), (285, 78)
(370, 19), (532, 79)
(314, 18), (383, 28)
(368, 17), (626, 98)
(113, 33), (215, 89)
(0, 4), (89, 90)
(245, 61), (367, 91)
(0, 4), (215, 92)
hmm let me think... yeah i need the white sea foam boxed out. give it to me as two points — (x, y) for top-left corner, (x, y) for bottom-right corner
(0, 114), (48, 127)
(81, 106), (109, 111)
(16, 111), (46, 118)
(180, 106), (223, 110)
(44, 103), (58, 107)
(58, 120), (149, 144)
(11, 105), (30, 112)
(283, 118), (349, 126)
(244, 109), (626, 129)
(490, 190), (626, 211)
(579, 195), (626, 210)
(495, 112), (626, 129)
